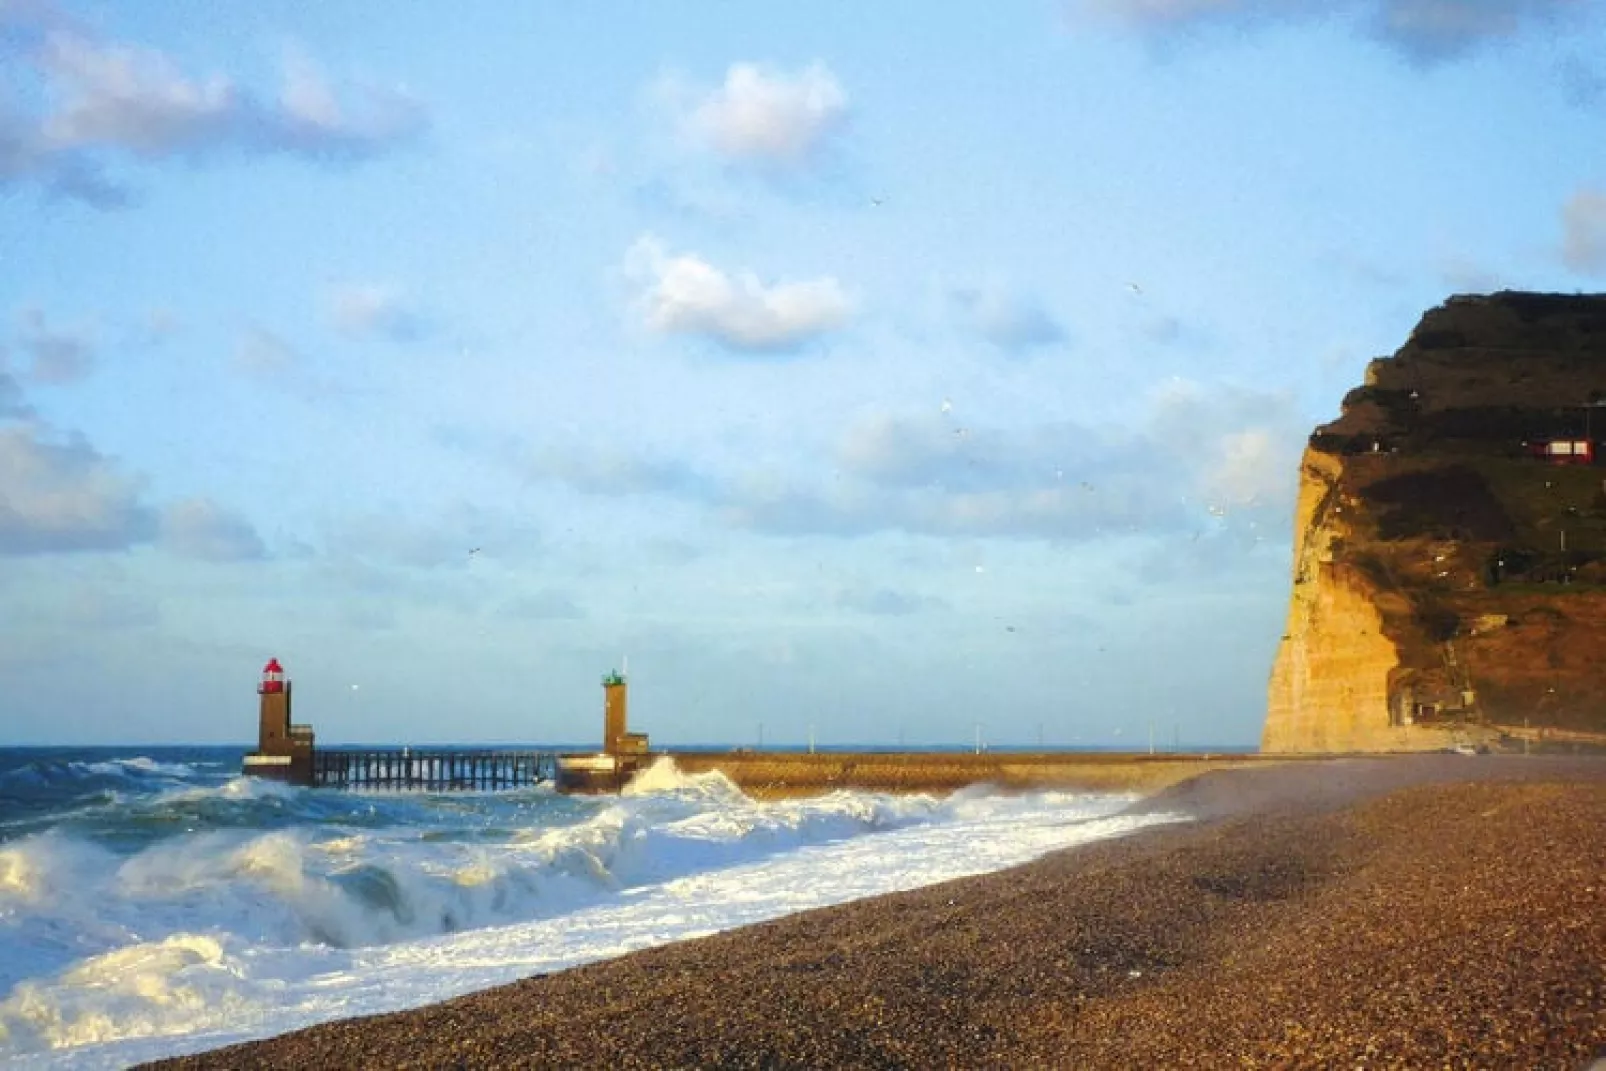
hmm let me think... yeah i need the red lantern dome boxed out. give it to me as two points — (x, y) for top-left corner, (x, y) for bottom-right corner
(259, 657), (286, 694)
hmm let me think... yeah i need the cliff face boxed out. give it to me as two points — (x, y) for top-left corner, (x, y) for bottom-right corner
(1263, 291), (1606, 753)
(1264, 451), (1415, 752)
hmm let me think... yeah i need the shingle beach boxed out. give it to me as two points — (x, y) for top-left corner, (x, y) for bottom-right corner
(150, 756), (1606, 1069)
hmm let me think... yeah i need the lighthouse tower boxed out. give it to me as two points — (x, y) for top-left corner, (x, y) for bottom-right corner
(257, 657), (291, 747)
(602, 669), (628, 754)
(555, 666), (653, 792)
(242, 657), (316, 784)
(603, 667), (649, 757)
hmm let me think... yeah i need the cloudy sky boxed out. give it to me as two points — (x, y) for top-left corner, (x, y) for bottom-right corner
(3, 0), (1603, 748)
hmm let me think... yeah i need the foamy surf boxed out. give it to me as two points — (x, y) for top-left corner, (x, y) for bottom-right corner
(0, 748), (1185, 1068)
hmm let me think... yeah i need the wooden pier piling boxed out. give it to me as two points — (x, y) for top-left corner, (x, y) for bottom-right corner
(311, 749), (556, 791)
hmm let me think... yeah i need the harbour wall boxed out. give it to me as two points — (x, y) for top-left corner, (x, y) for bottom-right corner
(652, 750), (1273, 799)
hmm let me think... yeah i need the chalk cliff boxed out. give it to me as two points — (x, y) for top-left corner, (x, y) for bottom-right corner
(1263, 291), (1606, 753)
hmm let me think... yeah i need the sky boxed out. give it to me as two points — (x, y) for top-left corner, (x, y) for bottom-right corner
(2, 0), (1604, 748)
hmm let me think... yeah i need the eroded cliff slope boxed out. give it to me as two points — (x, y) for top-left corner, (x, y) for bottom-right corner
(1264, 291), (1606, 753)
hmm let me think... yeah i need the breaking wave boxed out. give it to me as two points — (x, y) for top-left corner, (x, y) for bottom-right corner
(0, 748), (1179, 1066)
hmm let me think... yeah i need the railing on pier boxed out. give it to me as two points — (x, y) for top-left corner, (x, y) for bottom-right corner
(312, 749), (556, 791)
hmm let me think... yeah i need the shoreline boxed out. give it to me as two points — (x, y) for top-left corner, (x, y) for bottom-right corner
(149, 755), (1606, 1068)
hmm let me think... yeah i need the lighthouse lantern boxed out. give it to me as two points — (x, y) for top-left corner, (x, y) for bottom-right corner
(259, 657), (286, 694)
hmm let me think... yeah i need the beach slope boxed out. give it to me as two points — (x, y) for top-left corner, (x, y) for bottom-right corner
(150, 757), (1606, 1069)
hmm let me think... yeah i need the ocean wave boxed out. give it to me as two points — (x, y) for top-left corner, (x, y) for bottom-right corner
(0, 756), (198, 790)
(0, 772), (1163, 1065)
(82, 757), (199, 780)
(0, 756), (214, 843)
(1, 764), (949, 971)
(0, 933), (260, 1055)
(524, 761), (947, 897)
(620, 756), (748, 800)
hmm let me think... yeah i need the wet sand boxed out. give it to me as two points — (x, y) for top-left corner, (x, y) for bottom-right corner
(150, 756), (1606, 1069)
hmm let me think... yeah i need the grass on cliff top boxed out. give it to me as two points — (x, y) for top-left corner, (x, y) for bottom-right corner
(1464, 456), (1606, 553)
(1351, 450), (1606, 554)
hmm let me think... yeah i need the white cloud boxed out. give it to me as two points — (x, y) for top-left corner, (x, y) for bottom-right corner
(235, 327), (302, 380)
(1198, 427), (1286, 508)
(1071, 0), (1286, 27)
(1561, 56), (1606, 108)
(159, 497), (266, 562)
(1562, 188), (1606, 274)
(323, 504), (540, 571)
(1149, 378), (1303, 519)
(0, 13), (425, 206)
(536, 381), (1303, 543)
(683, 62), (847, 165)
(834, 585), (947, 616)
(527, 446), (710, 498)
(138, 308), (181, 344)
(55, 586), (160, 629)
(719, 479), (1167, 540)
(327, 513), (469, 570)
(266, 48), (426, 158)
(625, 236), (853, 352)
(38, 32), (238, 156)
(1369, 0), (1567, 62)
(497, 590), (585, 621)
(835, 414), (1069, 493)
(15, 307), (95, 384)
(0, 424), (156, 554)
(1438, 254), (1506, 294)
(1067, 0), (1580, 61)
(836, 414), (969, 487)
(783, 381), (1301, 538)
(327, 283), (426, 341)
(0, 371), (33, 418)
(953, 288), (1066, 353)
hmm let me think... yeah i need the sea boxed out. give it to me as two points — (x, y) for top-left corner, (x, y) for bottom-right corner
(0, 746), (1185, 1069)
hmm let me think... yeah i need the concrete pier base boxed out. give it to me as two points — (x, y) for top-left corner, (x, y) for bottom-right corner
(623, 751), (1269, 798)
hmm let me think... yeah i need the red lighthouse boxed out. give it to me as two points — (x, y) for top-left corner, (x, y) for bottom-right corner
(243, 657), (315, 784)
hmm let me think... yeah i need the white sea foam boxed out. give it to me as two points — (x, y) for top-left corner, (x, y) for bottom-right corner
(0, 935), (255, 1056)
(620, 755), (738, 797)
(0, 765), (1185, 1069)
(0, 847), (38, 899)
(136, 774), (299, 811)
(80, 758), (196, 780)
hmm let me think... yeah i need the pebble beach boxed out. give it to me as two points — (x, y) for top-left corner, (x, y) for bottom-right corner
(149, 756), (1606, 1069)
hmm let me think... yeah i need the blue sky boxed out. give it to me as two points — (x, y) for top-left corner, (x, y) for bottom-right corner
(2, 0), (1603, 747)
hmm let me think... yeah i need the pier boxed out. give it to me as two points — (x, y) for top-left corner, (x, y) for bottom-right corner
(240, 658), (1273, 797)
(242, 659), (561, 791)
(312, 749), (556, 791)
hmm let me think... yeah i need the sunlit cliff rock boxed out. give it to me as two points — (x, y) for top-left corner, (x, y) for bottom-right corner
(1264, 291), (1606, 753)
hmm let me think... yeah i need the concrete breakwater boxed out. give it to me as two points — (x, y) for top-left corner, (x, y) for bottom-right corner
(656, 751), (1265, 798)
(242, 659), (1285, 797)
